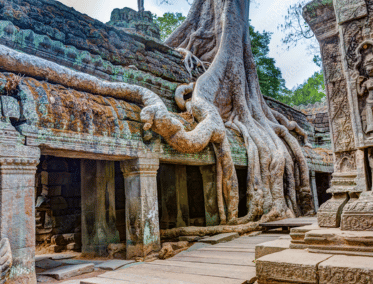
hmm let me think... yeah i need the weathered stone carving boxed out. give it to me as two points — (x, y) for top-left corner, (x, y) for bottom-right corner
(0, 238), (12, 284)
(341, 191), (373, 231)
(354, 41), (373, 135)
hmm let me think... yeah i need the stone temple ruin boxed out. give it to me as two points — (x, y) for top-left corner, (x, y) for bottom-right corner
(0, 0), (351, 283)
(255, 0), (373, 283)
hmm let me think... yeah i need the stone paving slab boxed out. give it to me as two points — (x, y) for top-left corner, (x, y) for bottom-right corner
(101, 265), (246, 284)
(318, 255), (373, 284)
(39, 263), (95, 280)
(256, 249), (332, 284)
(255, 238), (291, 259)
(199, 233), (239, 244)
(96, 260), (135, 271)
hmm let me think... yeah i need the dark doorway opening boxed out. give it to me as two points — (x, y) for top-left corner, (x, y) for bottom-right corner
(315, 172), (332, 206)
(236, 168), (248, 218)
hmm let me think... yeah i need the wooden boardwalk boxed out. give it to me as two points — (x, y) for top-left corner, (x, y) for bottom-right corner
(260, 217), (317, 231)
(80, 232), (285, 284)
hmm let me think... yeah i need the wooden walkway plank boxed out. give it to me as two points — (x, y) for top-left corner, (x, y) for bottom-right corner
(198, 247), (255, 253)
(148, 260), (257, 281)
(100, 265), (246, 284)
(171, 255), (255, 266)
(183, 250), (255, 259)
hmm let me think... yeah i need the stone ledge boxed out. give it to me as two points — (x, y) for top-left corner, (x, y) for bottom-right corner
(319, 255), (373, 284)
(256, 249), (332, 284)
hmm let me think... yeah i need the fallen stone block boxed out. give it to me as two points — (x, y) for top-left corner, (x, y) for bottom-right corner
(39, 263), (94, 280)
(319, 255), (373, 284)
(256, 249), (332, 284)
(96, 260), (135, 271)
(35, 258), (62, 270)
(199, 233), (239, 244)
(255, 238), (291, 259)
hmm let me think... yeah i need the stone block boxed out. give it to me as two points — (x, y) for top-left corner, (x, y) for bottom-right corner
(1, 95), (20, 119)
(35, 259), (62, 270)
(318, 192), (349, 228)
(39, 263), (95, 280)
(341, 191), (373, 231)
(335, 0), (368, 24)
(256, 249), (332, 284)
(199, 233), (239, 244)
(319, 255), (373, 284)
(255, 238), (291, 259)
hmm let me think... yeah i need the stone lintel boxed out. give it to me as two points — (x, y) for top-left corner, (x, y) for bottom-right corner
(0, 143), (40, 283)
(121, 158), (161, 259)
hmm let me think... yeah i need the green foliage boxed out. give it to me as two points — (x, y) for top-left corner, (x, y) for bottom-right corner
(249, 25), (289, 101)
(154, 12), (186, 41)
(279, 71), (325, 106)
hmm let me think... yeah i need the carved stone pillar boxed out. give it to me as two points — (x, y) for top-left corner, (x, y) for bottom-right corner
(121, 158), (161, 259)
(81, 160), (120, 256)
(310, 171), (320, 212)
(0, 144), (40, 284)
(200, 165), (219, 226)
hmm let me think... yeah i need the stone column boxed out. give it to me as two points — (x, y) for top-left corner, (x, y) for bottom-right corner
(121, 158), (161, 259)
(200, 165), (219, 226)
(0, 144), (40, 284)
(175, 166), (189, 228)
(81, 160), (120, 256)
(310, 171), (320, 212)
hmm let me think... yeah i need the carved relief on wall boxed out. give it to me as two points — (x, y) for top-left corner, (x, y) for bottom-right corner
(353, 41), (373, 137)
(321, 38), (355, 152)
(335, 151), (357, 173)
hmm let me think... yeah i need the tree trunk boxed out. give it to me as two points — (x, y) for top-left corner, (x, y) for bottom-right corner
(162, 0), (314, 235)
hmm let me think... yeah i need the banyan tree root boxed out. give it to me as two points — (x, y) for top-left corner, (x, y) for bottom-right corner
(0, 238), (12, 284)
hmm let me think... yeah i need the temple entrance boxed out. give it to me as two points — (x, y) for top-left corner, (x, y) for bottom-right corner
(35, 156), (126, 256)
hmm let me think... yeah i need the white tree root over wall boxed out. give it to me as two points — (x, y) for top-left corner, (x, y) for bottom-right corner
(0, 0), (313, 239)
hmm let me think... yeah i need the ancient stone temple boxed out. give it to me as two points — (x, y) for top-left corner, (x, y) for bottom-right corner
(256, 0), (373, 283)
(0, 0), (334, 283)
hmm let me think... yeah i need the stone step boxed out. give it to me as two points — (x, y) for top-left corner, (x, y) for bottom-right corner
(256, 249), (332, 284)
(39, 263), (95, 280)
(96, 260), (135, 271)
(255, 238), (291, 259)
(199, 233), (239, 244)
(318, 255), (373, 284)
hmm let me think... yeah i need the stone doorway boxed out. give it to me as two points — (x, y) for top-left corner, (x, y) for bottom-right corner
(315, 172), (332, 206)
